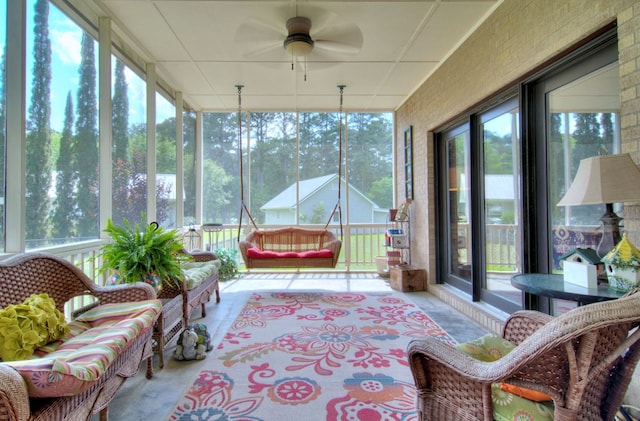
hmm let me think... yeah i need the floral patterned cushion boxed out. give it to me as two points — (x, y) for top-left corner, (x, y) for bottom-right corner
(456, 334), (554, 421)
(5, 299), (161, 398)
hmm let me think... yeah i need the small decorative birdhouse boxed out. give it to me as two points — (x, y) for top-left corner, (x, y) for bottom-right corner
(559, 248), (603, 289)
(602, 233), (640, 292)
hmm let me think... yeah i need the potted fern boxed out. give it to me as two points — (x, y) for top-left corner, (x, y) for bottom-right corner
(97, 217), (187, 290)
(215, 247), (239, 282)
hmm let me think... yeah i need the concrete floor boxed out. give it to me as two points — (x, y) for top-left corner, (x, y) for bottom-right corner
(96, 273), (489, 420)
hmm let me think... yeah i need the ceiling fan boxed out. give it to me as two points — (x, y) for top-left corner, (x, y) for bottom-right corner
(235, 7), (363, 74)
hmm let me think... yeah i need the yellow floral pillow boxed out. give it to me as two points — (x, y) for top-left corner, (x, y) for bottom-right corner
(0, 293), (69, 361)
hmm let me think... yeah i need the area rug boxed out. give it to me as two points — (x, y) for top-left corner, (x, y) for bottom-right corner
(168, 291), (457, 420)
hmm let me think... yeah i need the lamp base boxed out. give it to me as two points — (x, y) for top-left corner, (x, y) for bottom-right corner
(596, 203), (622, 258)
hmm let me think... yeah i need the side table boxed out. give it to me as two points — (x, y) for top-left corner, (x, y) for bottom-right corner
(511, 273), (624, 314)
(146, 295), (184, 378)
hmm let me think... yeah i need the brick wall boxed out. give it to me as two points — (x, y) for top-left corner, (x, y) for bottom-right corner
(396, 0), (640, 404)
(397, 0), (638, 277)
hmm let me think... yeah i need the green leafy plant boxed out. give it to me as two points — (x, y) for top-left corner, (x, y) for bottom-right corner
(215, 247), (239, 282)
(97, 217), (187, 287)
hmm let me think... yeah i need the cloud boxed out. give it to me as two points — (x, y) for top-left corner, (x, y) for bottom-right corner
(50, 27), (82, 65)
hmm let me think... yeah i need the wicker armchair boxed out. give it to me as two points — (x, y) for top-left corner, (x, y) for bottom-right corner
(0, 252), (159, 421)
(407, 289), (640, 421)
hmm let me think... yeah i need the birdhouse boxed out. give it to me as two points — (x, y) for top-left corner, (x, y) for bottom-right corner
(602, 233), (640, 292)
(559, 248), (603, 289)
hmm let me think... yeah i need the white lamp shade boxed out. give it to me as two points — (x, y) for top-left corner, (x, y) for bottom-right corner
(557, 153), (640, 206)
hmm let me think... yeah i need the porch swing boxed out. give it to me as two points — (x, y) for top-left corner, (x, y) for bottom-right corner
(236, 85), (344, 269)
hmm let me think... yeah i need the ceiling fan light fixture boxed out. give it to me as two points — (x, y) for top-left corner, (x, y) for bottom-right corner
(283, 16), (314, 57)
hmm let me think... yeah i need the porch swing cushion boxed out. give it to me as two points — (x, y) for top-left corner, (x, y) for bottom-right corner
(246, 248), (334, 259)
(239, 227), (341, 268)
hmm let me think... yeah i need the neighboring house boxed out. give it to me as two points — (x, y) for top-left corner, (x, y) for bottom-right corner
(485, 174), (516, 223)
(458, 174), (517, 223)
(261, 174), (387, 224)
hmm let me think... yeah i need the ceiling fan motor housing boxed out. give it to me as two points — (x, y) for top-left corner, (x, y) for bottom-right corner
(284, 16), (314, 56)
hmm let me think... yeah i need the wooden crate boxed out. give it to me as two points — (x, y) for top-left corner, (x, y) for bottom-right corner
(390, 266), (426, 292)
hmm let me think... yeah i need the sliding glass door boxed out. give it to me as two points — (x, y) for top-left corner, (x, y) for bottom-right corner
(443, 125), (472, 294)
(438, 96), (523, 312)
(481, 100), (522, 309)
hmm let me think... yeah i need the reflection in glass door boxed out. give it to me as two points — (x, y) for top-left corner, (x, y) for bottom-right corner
(481, 103), (522, 307)
(546, 62), (619, 314)
(445, 127), (472, 292)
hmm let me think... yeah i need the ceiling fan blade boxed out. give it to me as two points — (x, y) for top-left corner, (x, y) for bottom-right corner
(235, 18), (287, 59)
(313, 23), (363, 55)
(313, 40), (361, 56)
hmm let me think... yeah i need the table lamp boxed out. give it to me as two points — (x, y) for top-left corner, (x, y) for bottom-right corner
(557, 153), (640, 258)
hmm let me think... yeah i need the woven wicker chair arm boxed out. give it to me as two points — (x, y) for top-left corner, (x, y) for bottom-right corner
(503, 310), (553, 345)
(408, 337), (514, 383)
(90, 282), (157, 304)
(325, 239), (341, 252)
(157, 279), (186, 299)
(0, 364), (31, 421)
(238, 239), (256, 253)
(180, 248), (218, 262)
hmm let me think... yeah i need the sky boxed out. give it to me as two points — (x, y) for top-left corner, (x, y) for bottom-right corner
(0, 1), (174, 133)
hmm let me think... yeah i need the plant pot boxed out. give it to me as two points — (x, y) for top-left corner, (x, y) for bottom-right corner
(375, 256), (389, 278)
(106, 270), (161, 292)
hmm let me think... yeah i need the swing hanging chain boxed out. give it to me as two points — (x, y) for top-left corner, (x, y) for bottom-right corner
(324, 85), (346, 239)
(235, 85), (258, 242)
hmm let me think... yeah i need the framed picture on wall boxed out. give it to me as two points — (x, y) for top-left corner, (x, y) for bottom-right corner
(404, 126), (413, 199)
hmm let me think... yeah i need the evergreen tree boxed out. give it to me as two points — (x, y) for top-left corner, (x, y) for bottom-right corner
(74, 32), (99, 238)
(183, 111), (197, 222)
(112, 59), (129, 163)
(573, 113), (602, 164)
(25, 0), (52, 244)
(52, 92), (76, 239)
(111, 60), (130, 224)
(347, 113), (393, 195)
(202, 112), (241, 222)
(0, 47), (6, 244)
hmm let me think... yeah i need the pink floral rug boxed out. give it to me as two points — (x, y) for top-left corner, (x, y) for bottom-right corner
(168, 291), (456, 420)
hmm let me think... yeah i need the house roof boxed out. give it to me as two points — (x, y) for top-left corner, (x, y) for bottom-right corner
(261, 174), (379, 210)
(559, 248), (602, 265)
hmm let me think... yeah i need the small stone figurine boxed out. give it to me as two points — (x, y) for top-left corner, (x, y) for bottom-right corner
(173, 323), (213, 361)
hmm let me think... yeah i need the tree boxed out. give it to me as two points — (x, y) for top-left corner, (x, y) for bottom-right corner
(74, 32), (99, 238)
(202, 160), (232, 222)
(112, 59), (130, 224)
(347, 113), (393, 195)
(52, 92), (76, 239)
(202, 112), (242, 222)
(25, 0), (52, 244)
(368, 177), (393, 209)
(112, 60), (129, 163)
(309, 202), (326, 224)
(183, 111), (197, 222)
(0, 47), (6, 245)
(112, 150), (172, 225)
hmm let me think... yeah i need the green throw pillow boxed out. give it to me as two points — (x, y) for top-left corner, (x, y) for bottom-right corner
(0, 293), (69, 361)
(456, 334), (554, 421)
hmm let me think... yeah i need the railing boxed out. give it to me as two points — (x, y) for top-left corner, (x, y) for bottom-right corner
(181, 223), (390, 271)
(2, 223), (523, 315)
(485, 224), (520, 272)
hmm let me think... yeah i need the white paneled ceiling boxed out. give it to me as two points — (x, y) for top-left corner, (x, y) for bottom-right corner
(90, 0), (501, 112)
